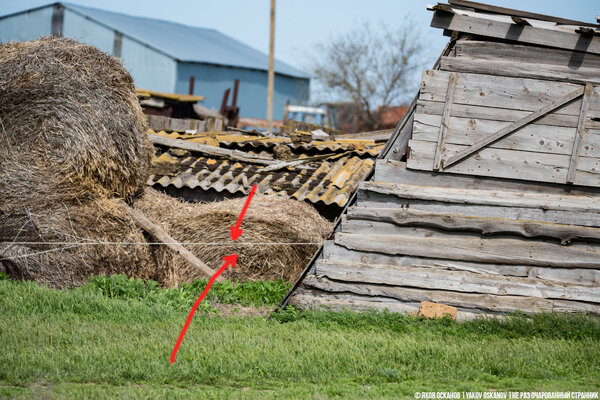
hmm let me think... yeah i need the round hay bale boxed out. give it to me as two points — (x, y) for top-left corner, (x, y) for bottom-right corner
(0, 37), (153, 209)
(0, 197), (155, 288)
(134, 188), (332, 285)
(0, 37), (154, 287)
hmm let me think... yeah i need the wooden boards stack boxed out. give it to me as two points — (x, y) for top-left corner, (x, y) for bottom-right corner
(284, 2), (600, 317)
(289, 160), (600, 317)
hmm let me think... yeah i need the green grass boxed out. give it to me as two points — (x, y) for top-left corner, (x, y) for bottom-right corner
(0, 276), (599, 399)
(84, 274), (291, 311)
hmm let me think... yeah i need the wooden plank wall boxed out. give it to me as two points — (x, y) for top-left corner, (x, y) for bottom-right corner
(289, 159), (600, 317)
(287, 28), (600, 317)
(405, 37), (600, 188)
(407, 69), (600, 186)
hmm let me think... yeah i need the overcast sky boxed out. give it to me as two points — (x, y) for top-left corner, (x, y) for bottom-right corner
(1, 0), (597, 103)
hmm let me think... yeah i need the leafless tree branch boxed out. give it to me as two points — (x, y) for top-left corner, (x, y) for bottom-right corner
(312, 20), (425, 131)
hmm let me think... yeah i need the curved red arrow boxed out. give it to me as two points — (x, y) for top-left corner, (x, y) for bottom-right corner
(170, 254), (238, 363)
(230, 185), (257, 241)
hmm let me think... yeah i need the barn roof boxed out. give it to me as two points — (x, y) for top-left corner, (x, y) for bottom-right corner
(2, 2), (310, 79)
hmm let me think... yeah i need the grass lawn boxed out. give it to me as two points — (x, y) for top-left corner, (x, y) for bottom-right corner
(0, 274), (599, 399)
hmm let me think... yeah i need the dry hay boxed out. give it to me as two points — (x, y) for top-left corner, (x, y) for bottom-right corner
(0, 197), (155, 288)
(134, 188), (332, 285)
(0, 189), (332, 287)
(0, 37), (153, 287)
(0, 37), (331, 288)
(0, 37), (152, 209)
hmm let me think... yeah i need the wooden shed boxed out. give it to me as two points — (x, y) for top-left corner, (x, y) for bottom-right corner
(281, 0), (600, 318)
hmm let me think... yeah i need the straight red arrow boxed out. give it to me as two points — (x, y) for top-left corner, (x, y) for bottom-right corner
(230, 184), (257, 241)
(170, 254), (238, 363)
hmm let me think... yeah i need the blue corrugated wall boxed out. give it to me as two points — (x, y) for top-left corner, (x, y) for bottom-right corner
(63, 8), (177, 93)
(0, 4), (310, 119)
(0, 7), (52, 42)
(176, 62), (309, 120)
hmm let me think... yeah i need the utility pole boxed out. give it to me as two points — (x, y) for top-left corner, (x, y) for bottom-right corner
(267, 0), (275, 133)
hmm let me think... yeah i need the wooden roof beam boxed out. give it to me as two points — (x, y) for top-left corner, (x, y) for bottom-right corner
(431, 11), (600, 55)
(446, 0), (599, 28)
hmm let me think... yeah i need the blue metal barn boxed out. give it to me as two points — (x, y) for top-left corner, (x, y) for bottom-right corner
(0, 2), (310, 119)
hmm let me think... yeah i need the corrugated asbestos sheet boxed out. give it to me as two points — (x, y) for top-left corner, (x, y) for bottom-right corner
(148, 131), (383, 207)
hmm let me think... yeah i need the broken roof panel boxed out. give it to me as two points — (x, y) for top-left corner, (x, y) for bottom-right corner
(148, 131), (381, 208)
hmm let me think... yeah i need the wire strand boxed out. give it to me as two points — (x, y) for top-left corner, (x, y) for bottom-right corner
(0, 241), (321, 262)
(0, 243), (84, 261)
(0, 241), (321, 245)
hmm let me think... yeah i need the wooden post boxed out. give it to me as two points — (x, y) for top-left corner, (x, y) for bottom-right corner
(266, 0), (276, 133)
(566, 82), (594, 183)
(283, 101), (290, 125)
(188, 76), (195, 95)
(121, 202), (222, 282)
(433, 72), (457, 170)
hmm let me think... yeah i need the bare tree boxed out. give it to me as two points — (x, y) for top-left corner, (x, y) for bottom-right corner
(312, 21), (426, 132)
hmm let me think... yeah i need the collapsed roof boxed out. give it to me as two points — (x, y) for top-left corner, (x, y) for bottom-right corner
(148, 130), (383, 218)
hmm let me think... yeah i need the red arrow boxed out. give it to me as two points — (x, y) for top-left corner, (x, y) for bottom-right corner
(230, 184), (257, 241)
(170, 254), (238, 363)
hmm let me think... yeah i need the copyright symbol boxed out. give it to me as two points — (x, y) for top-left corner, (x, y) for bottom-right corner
(415, 393), (421, 399)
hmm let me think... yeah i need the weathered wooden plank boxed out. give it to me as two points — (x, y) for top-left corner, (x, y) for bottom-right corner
(323, 240), (527, 277)
(433, 72), (457, 170)
(385, 108), (415, 161)
(360, 181), (600, 213)
(336, 129), (393, 142)
(322, 240), (600, 286)
(342, 217), (480, 238)
(443, 86), (585, 168)
(340, 217), (600, 253)
(567, 83), (595, 183)
(440, 56), (600, 85)
(431, 11), (600, 55)
(446, 1), (599, 29)
(416, 99), (600, 130)
(381, 93), (418, 160)
(420, 70), (600, 116)
(373, 159), (600, 196)
(289, 289), (484, 320)
(412, 113), (600, 158)
(150, 133), (279, 165)
(454, 40), (600, 70)
(147, 115), (207, 132)
(407, 139), (600, 187)
(303, 275), (600, 315)
(533, 268), (600, 287)
(357, 189), (600, 228)
(290, 290), (419, 314)
(346, 207), (600, 243)
(389, 112), (414, 161)
(317, 259), (600, 301)
(335, 233), (600, 269)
